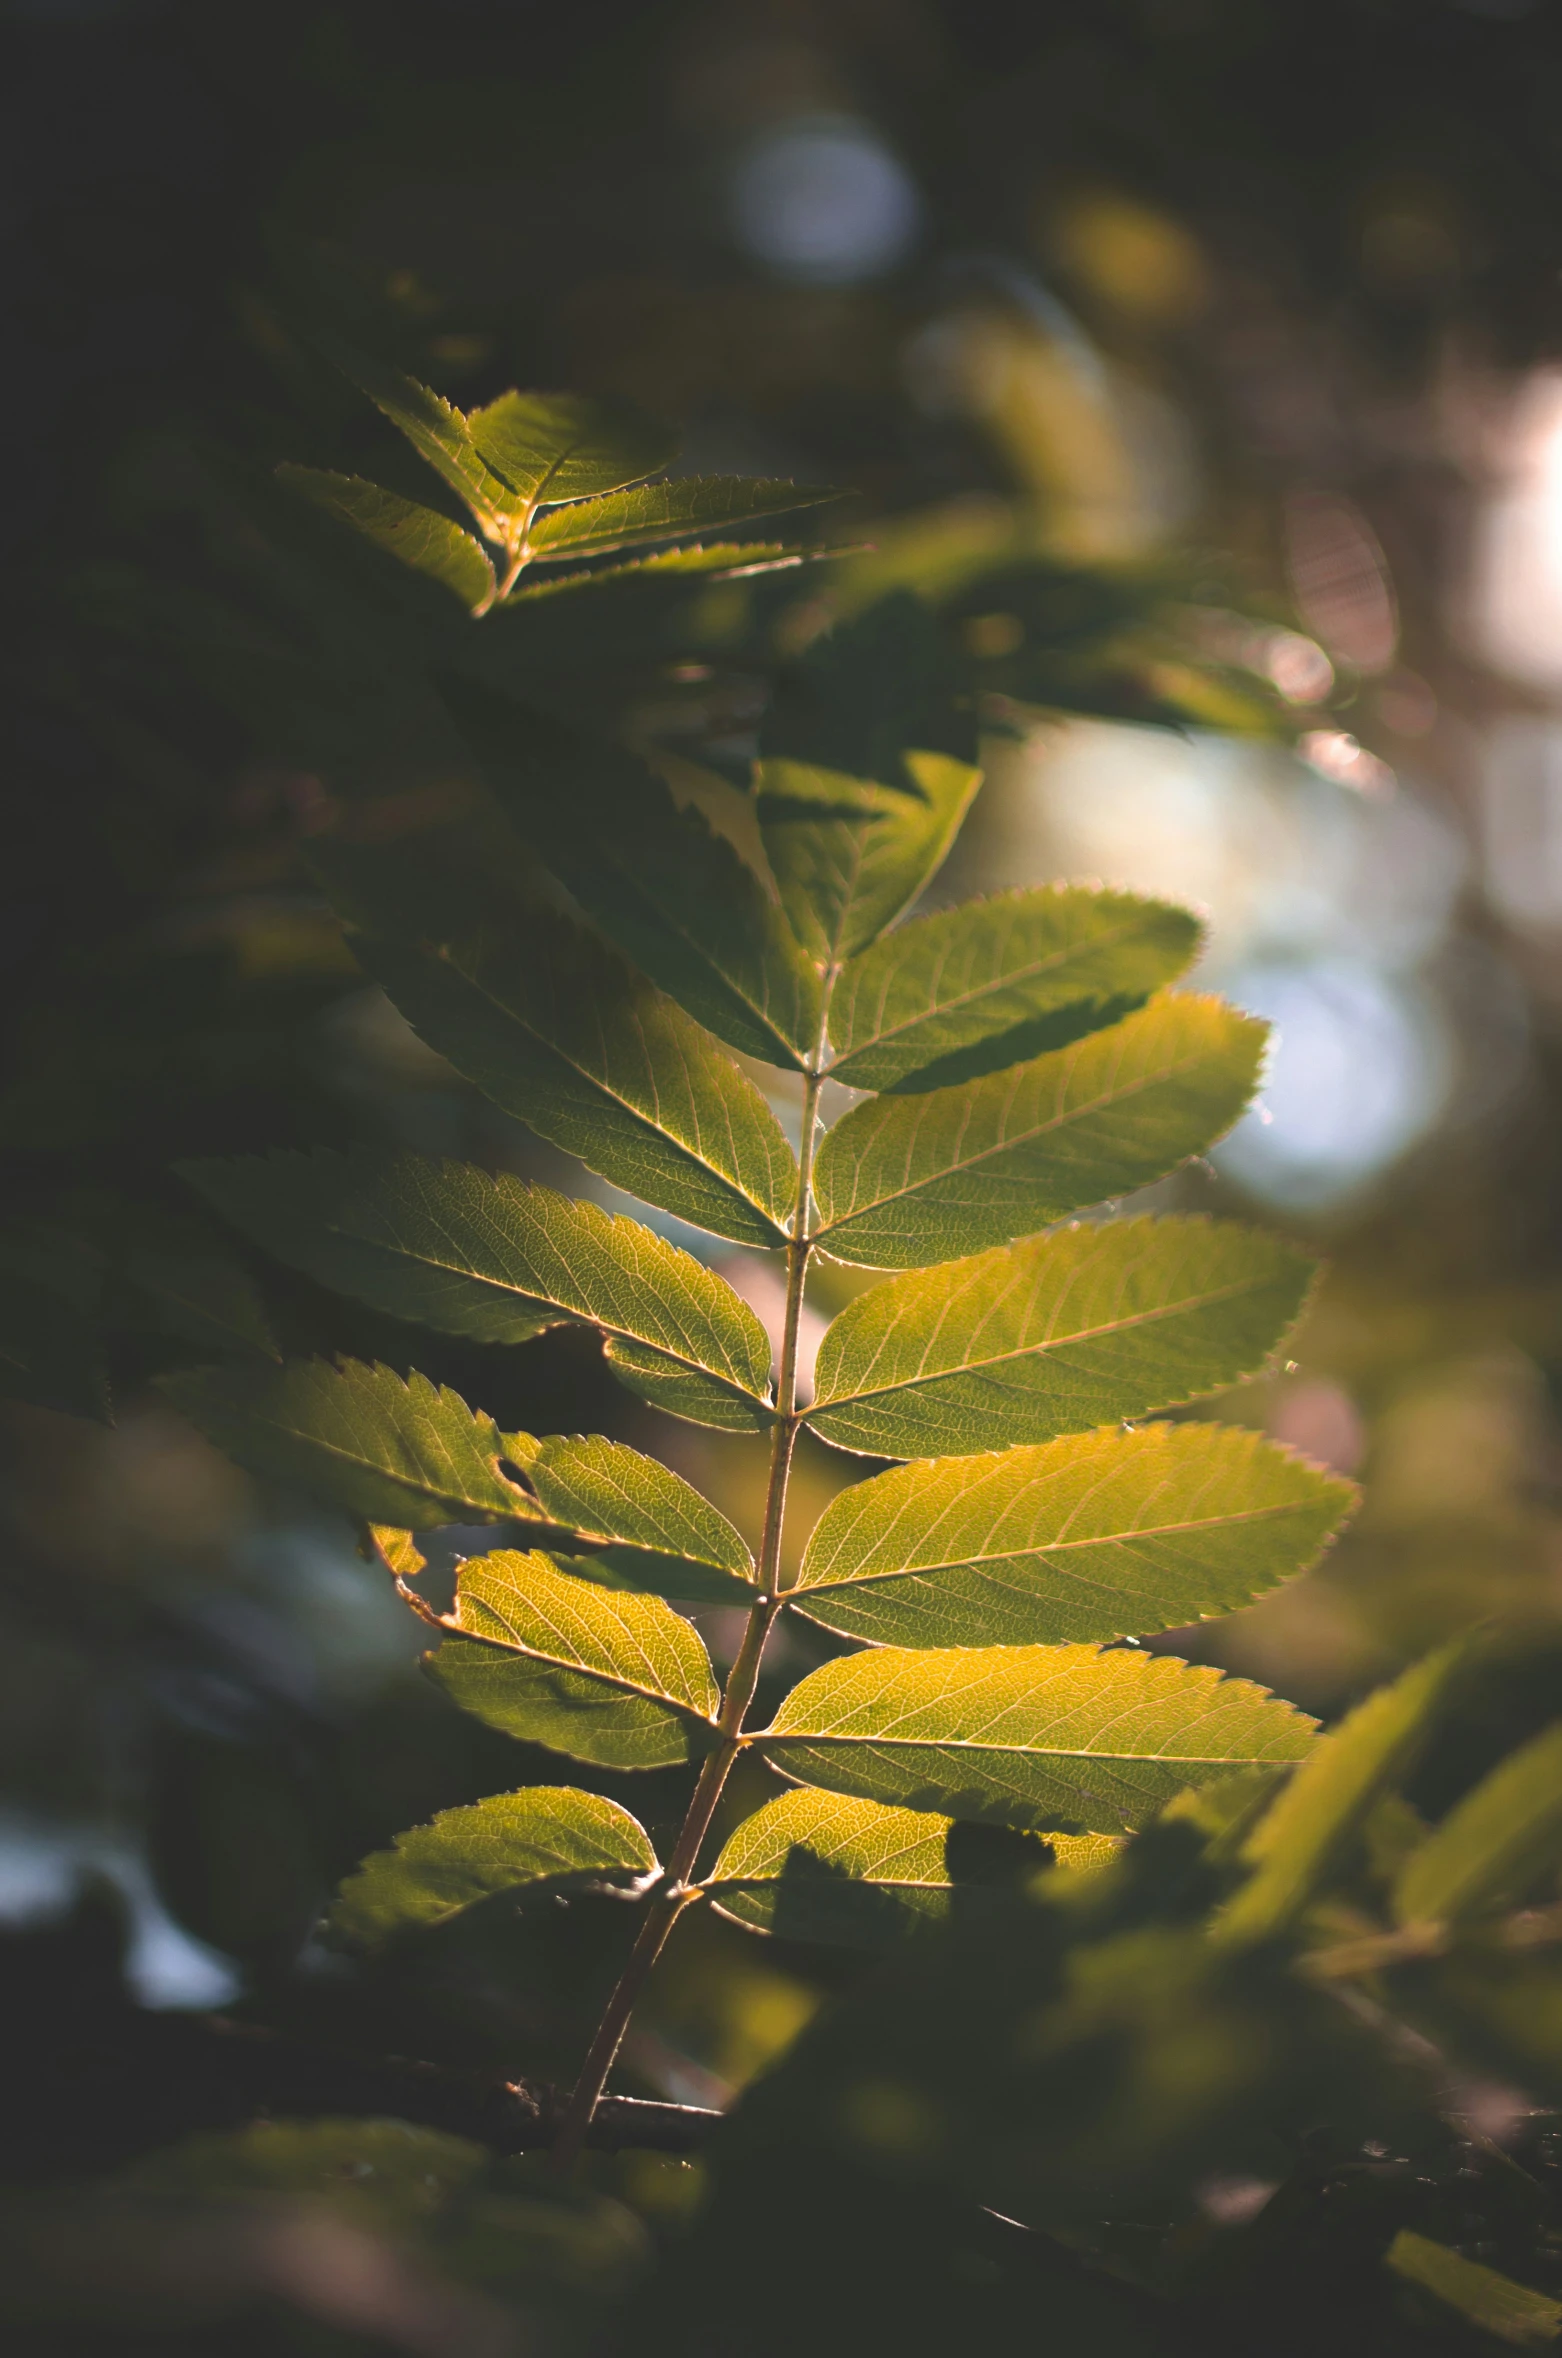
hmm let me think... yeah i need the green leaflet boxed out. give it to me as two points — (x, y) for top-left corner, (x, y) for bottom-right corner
(505, 542), (823, 601)
(703, 1787), (1115, 1946)
(755, 1644), (1315, 1835)
(356, 912), (797, 1248)
(182, 1152), (774, 1434)
(159, 1357), (527, 1529)
(805, 1215), (1315, 1459)
(827, 886), (1204, 1094)
(812, 994), (1268, 1269)
(1217, 1639), (1471, 1946)
(465, 390), (678, 507)
(328, 342), (518, 534)
(430, 1548), (718, 1770)
(1385, 2232), (1562, 2347)
(453, 688), (822, 1067)
(527, 476), (839, 561)
(790, 1423), (1355, 1650)
(755, 752), (981, 966)
(1395, 1720), (1562, 1931)
(327, 1786), (658, 1950)
(505, 1430), (755, 1604)
(277, 468), (496, 610)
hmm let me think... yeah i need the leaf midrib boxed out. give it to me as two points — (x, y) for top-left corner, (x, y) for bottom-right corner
(753, 1729), (1289, 1766)
(246, 1410), (512, 1514)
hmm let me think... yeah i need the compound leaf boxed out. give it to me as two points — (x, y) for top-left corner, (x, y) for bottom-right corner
(466, 390), (677, 506)
(813, 995), (1267, 1269)
(756, 752), (980, 967)
(183, 1152), (774, 1434)
(828, 887), (1204, 1094)
(277, 468), (496, 610)
(791, 1423), (1354, 1650)
(528, 476), (839, 562)
(357, 912), (797, 1248)
(452, 689), (821, 1068)
(703, 1787), (1116, 1946)
(326, 343), (517, 533)
(160, 1357), (527, 1528)
(756, 1645), (1315, 1834)
(327, 1786), (658, 1950)
(430, 1548), (718, 1769)
(1395, 1719), (1562, 1931)
(1218, 1639), (1472, 1946)
(806, 1215), (1315, 1459)
(505, 1430), (755, 1604)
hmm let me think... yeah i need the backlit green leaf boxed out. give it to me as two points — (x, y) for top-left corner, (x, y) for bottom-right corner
(1218, 1640), (1471, 1946)
(1395, 1719), (1562, 1930)
(704, 1787), (1116, 1945)
(1385, 2232), (1562, 2347)
(527, 476), (839, 561)
(453, 689), (821, 1067)
(466, 390), (677, 506)
(504, 1429), (755, 1604)
(277, 468), (496, 610)
(327, 342), (517, 533)
(827, 887), (1203, 1094)
(806, 1215), (1315, 1458)
(756, 1645), (1315, 1834)
(430, 1548), (718, 1769)
(505, 542), (824, 601)
(756, 751), (980, 966)
(812, 995), (1268, 1269)
(356, 914), (796, 1249)
(182, 1152), (775, 1433)
(791, 1423), (1354, 1650)
(159, 1357), (526, 1528)
(327, 1786), (658, 1949)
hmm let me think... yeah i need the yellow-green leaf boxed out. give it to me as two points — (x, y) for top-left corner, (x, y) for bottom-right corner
(182, 1152), (774, 1434)
(755, 1644), (1315, 1834)
(756, 752), (980, 966)
(528, 476), (839, 561)
(806, 1215), (1315, 1459)
(827, 886), (1203, 1094)
(812, 994), (1269, 1268)
(277, 467), (496, 610)
(327, 1786), (658, 1949)
(1386, 2232), (1562, 2348)
(466, 390), (677, 506)
(790, 1423), (1354, 1649)
(505, 1430), (755, 1604)
(1395, 1720), (1562, 1931)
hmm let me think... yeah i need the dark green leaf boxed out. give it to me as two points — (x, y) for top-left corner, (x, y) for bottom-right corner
(122, 1231), (278, 1362)
(505, 541), (826, 602)
(1395, 1719), (1562, 1930)
(451, 688), (822, 1068)
(756, 1645), (1315, 1834)
(527, 476), (839, 561)
(812, 995), (1268, 1268)
(756, 751), (981, 966)
(355, 911), (797, 1248)
(827, 887), (1204, 1094)
(182, 1152), (775, 1433)
(466, 390), (677, 505)
(0, 1269), (108, 1423)
(159, 1357), (527, 1528)
(327, 1785), (658, 1949)
(430, 1548), (718, 1768)
(761, 591), (976, 783)
(504, 1429), (755, 1604)
(806, 1215), (1315, 1458)
(276, 468), (496, 609)
(791, 1423), (1354, 1649)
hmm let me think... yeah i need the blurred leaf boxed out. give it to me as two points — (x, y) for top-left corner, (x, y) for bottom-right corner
(761, 591), (976, 783)
(806, 1215), (1315, 1458)
(1385, 2230), (1562, 2347)
(508, 1429), (755, 1604)
(125, 2116), (489, 2223)
(184, 1150), (775, 1432)
(790, 1423), (1354, 1649)
(327, 1785), (658, 1949)
(1395, 1719), (1562, 1930)
(454, 686), (822, 1067)
(812, 995), (1268, 1268)
(0, 1268), (108, 1423)
(355, 912), (797, 1248)
(430, 1548), (718, 1767)
(757, 1645), (1315, 1834)
(277, 467), (497, 608)
(122, 1228), (279, 1362)
(528, 476), (839, 560)
(756, 751), (981, 965)
(467, 389), (677, 505)
(160, 1356), (527, 1527)
(1217, 1640), (1472, 1946)
(827, 887), (1203, 1094)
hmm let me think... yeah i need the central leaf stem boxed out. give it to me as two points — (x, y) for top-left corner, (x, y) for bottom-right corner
(550, 1041), (830, 2170)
